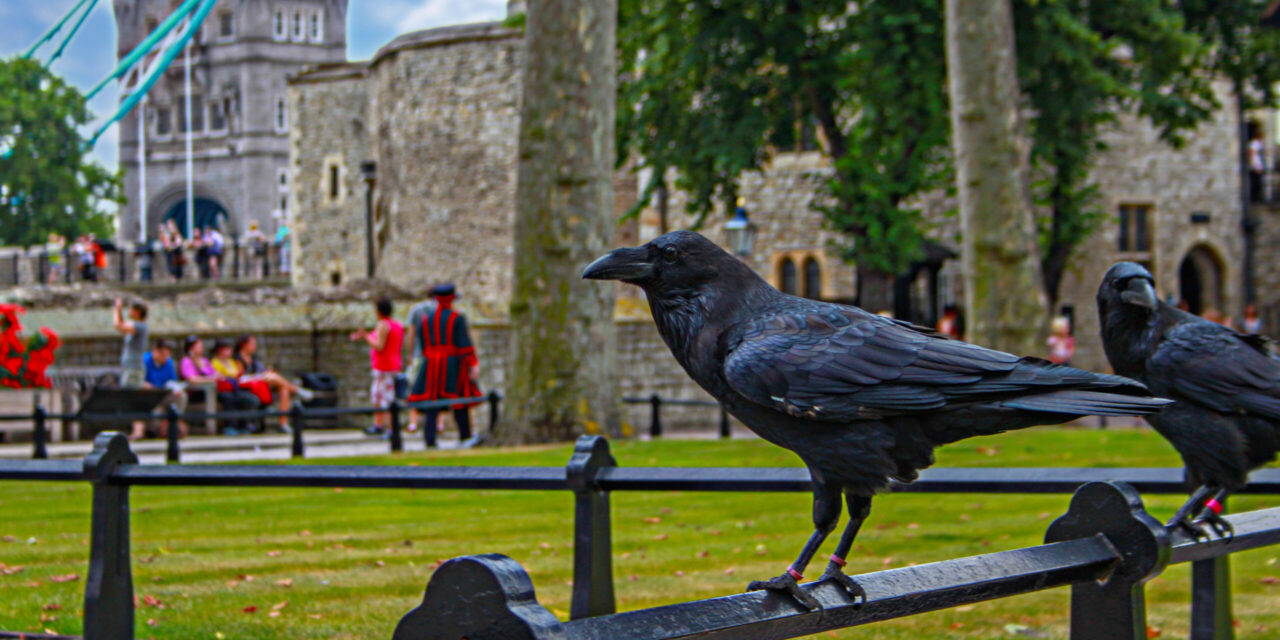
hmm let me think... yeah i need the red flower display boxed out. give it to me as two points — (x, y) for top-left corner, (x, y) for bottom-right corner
(0, 305), (59, 389)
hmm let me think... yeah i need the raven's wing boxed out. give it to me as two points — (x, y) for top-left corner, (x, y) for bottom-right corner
(723, 305), (1148, 421)
(1150, 321), (1280, 419)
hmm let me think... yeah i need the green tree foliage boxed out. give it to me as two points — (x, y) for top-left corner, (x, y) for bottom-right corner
(1014, 1), (1214, 308)
(0, 57), (120, 247)
(618, 0), (1274, 303)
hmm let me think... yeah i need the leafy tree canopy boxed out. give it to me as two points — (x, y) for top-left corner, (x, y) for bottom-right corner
(0, 56), (120, 247)
(618, 0), (1276, 302)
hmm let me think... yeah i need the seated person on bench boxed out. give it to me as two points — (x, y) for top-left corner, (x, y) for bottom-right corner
(212, 338), (311, 433)
(180, 336), (261, 436)
(129, 339), (189, 441)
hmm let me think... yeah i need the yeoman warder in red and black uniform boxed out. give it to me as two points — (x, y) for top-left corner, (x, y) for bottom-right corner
(408, 284), (481, 447)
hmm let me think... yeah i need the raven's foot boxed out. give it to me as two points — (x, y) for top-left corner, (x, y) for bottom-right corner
(1167, 516), (1213, 541)
(1193, 511), (1234, 541)
(747, 568), (819, 611)
(817, 562), (865, 605)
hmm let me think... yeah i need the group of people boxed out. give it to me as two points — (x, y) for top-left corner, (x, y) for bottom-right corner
(43, 233), (108, 283)
(112, 299), (314, 439)
(158, 220), (225, 281)
(351, 284), (481, 446)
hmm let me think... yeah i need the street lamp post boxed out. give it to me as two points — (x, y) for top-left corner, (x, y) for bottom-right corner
(361, 161), (377, 279)
(724, 199), (757, 257)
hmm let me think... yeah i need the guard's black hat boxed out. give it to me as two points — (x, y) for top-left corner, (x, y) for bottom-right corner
(430, 283), (456, 297)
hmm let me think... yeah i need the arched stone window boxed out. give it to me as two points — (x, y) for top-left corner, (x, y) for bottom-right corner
(779, 258), (798, 295)
(803, 257), (822, 299)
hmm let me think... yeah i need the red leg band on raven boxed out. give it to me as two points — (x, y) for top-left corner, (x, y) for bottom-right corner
(1205, 498), (1223, 515)
(829, 554), (847, 567)
(787, 566), (803, 581)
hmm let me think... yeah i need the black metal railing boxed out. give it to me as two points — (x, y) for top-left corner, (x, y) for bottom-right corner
(400, 480), (1280, 640)
(2, 433), (1279, 639)
(4, 392), (502, 463)
(623, 394), (732, 438)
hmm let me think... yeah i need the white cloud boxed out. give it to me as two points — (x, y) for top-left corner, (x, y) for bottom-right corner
(361, 0), (506, 33)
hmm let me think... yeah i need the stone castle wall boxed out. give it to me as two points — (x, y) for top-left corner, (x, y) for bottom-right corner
(289, 23), (1257, 378)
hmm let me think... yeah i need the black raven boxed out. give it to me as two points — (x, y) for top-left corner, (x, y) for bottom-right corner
(1098, 261), (1280, 537)
(584, 231), (1169, 610)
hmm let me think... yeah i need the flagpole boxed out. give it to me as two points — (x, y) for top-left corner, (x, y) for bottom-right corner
(184, 37), (194, 237)
(138, 96), (147, 242)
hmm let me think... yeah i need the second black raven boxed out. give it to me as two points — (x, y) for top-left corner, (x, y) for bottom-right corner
(1098, 261), (1280, 537)
(584, 231), (1169, 610)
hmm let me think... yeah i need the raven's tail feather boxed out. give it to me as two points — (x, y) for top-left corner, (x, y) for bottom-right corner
(1000, 390), (1173, 417)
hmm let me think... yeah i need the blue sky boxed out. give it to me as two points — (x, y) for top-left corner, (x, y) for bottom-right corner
(0, 0), (508, 171)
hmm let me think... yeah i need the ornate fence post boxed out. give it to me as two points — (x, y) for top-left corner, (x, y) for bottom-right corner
(1047, 481), (1170, 640)
(389, 400), (404, 453)
(290, 402), (305, 458)
(32, 402), (48, 460)
(165, 403), (181, 464)
(566, 435), (617, 619)
(393, 555), (565, 640)
(83, 433), (138, 640)
(649, 393), (662, 438)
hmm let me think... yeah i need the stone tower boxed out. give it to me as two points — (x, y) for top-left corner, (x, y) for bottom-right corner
(114, 0), (347, 242)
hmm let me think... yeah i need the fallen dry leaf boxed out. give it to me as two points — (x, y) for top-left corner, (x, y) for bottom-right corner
(49, 574), (78, 583)
(266, 550), (283, 558)
(0, 564), (23, 575)
(272, 601), (289, 611)
(1261, 576), (1278, 585)
(269, 610), (281, 618)
(1147, 625), (1162, 638)
(146, 618), (158, 627)
(653, 534), (668, 541)
(276, 579), (293, 588)
(142, 594), (163, 608)
(243, 605), (258, 614)
(41, 603), (61, 611)
(643, 517), (661, 524)
(40, 613), (57, 623)
(724, 567), (736, 575)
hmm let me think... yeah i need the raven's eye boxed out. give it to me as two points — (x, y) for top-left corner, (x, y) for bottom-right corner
(662, 246), (679, 263)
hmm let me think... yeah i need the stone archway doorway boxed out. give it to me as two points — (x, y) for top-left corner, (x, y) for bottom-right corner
(1178, 245), (1225, 315)
(163, 197), (230, 238)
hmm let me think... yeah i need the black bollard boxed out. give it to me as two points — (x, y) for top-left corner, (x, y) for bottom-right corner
(488, 390), (501, 434)
(290, 402), (306, 458)
(165, 403), (181, 464)
(649, 393), (662, 438)
(719, 404), (731, 438)
(389, 400), (403, 453)
(32, 402), (48, 460)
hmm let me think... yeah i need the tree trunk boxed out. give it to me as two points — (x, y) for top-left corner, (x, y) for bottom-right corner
(505, 0), (621, 442)
(945, 0), (1046, 353)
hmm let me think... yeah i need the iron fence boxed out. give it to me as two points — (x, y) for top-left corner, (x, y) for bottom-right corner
(3, 392), (501, 462)
(2, 434), (1279, 639)
(623, 394), (732, 437)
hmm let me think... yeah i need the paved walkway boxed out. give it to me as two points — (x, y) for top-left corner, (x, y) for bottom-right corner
(0, 429), (475, 464)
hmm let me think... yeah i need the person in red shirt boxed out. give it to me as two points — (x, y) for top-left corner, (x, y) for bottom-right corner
(1047, 316), (1076, 366)
(352, 298), (405, 437)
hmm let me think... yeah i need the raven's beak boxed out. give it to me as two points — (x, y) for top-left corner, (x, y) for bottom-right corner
(1121, 278), (1158, 309)
(582, 247), (653, 282)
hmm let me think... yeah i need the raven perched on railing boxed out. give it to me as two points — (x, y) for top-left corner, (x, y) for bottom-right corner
(1098, 262), (1280, 538)
(584, 231), (1170, 610)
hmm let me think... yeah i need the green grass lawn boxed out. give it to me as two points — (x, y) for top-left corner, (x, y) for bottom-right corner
(1, 426), (1279, 639)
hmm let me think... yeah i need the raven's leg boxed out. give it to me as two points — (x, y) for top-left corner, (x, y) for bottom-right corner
(747, 481), (841, 611)
(1193, 489), (1234, 539)
(1168, 485), (1213, 538)
(817, 494), (871, 603)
